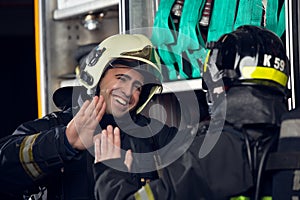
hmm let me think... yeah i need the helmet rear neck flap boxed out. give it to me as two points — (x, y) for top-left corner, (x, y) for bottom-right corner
(224, 86), (287, 127)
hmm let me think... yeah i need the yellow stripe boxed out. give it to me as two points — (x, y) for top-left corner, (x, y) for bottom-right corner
(203, 50), (211, 72)
(230, 196), (250, 200)
(34, 0), (42, 118)
(230, 196), (272, 200)
(241, 66), (287, 87)
(262, 197), (272, 200)
(19, 137), (29, 176)
(134, 192), (142, 200)
(144, 183), (155, 200)
(134, 183), (155, 200)
(19, 134), (43, 179)
(137, 86), (162, 114)
(28, 135), (43, 177)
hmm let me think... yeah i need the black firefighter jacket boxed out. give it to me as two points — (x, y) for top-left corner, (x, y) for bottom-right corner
(94, 119), (282, 200)
(93, 87), (287, 200)
(0, 106), (177, 199)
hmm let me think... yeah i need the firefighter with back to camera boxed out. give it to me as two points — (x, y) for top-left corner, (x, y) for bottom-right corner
(93, 25), (290, 200)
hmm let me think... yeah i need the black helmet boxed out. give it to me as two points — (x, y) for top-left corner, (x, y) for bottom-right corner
(202, 25), (289, 96)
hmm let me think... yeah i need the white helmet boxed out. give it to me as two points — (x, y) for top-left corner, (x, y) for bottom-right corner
(79, 34), (163, 113)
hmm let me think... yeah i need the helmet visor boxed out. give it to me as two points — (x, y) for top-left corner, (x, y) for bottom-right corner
(109, 58), (162, 85)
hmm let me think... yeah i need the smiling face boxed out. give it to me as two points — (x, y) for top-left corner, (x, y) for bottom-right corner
(99, 65), (144, 118)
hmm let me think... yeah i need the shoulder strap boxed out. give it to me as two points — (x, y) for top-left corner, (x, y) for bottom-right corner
(275, 2), (285, 37)
(265, 0), (286, 37)
(207, 0), (238, 42)
(265, 0), (279, 33)
(151, 0), (176, 46)
(234, 0), (263, 29)
(175, 0), (204, 51)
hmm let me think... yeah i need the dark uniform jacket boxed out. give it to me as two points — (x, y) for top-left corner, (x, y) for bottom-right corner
(93, 86), (288, 200)
(0, 98), (177, 199)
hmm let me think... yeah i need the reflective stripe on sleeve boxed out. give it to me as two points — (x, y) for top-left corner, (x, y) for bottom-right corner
(19, 134), (43, 179)
(230, 196), (272, 200)
(230, 196), (250, 200)
(134, 183), (155, 200)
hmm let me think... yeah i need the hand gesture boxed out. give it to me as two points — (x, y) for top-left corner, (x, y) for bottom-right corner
(66, 95), (106, 150)
(94, 125), (133, 171)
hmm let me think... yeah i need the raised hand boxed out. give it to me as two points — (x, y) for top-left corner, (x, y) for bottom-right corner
(66, 95), (106, 150)
(94, 125), (133, 171)
(94, 125), (121, 162)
